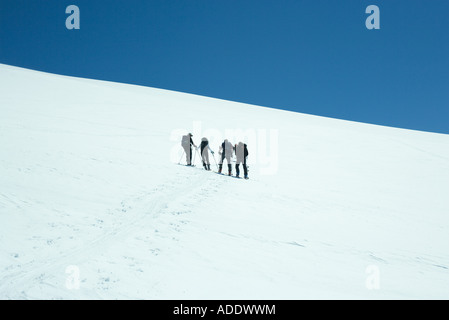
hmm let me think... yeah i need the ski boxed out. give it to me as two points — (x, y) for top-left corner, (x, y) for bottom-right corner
(178, 165), (248, 179)
(177, 163), (196, 167)
(215, 172), (246, 179)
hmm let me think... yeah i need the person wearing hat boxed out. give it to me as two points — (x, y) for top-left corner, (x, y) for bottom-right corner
(218, 139), (234, 175)
(181, 133), (197, 166)
(200, 137), (214, 171)
(234, 142), (249, 179)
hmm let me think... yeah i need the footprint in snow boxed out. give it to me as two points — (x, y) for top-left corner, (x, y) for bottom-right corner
(286, 241), (305, 247)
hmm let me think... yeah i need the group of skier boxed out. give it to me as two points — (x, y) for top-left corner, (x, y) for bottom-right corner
(181, 133), (249, 179)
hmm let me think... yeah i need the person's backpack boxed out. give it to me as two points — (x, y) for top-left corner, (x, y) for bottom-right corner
(181, 135), (190, 147)
(200, 140), (208, 152)
(225, 141), (233, 153)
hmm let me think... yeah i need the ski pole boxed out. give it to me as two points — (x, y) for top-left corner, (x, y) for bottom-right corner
(192, 147), (196, 166)
(212, 152), (219, 170)
(178, 150), (185, 164)
(195, 148), (201, 166)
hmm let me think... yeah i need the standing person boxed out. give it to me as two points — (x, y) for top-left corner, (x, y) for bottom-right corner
(218, 139), (234, 175)
(234, 142), (249, 179)
(181, 133), (197, 166)
(200, 137), (214, 171)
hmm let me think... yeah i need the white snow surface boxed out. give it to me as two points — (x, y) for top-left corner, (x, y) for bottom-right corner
(0, 64), (448, 299)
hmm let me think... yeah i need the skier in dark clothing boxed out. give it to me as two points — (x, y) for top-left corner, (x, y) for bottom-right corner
(181, 133), (197, 166)
(200, 137), (214, 171)
(234, 142), (249, 179)
(218, 139), (233, 175)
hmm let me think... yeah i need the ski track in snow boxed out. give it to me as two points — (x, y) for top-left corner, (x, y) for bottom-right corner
(0, 165), (228, 299)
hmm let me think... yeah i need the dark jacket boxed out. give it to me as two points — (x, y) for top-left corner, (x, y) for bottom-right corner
(200, 139), (211, 154)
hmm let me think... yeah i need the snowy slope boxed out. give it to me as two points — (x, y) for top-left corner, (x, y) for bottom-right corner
(0, 64), (448, 299)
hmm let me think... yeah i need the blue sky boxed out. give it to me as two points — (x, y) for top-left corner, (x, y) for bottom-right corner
(1, 0), (448, 134)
